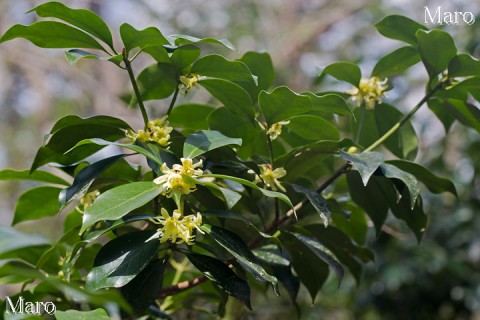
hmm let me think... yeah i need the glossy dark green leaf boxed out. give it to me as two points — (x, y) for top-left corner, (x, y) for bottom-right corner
(193, 179), (242, 209)
(240, 51), (274, 96)
(187, 253), (251, 309)
(375, 103), (418, 159)
(170, 44), (201, 71)
(441, 99), (480, 133)
(29, 1), (113, 49)
(340, 151), (384, 186)
(0, 21), (105, 50)
(271, 265), (300, 309)
(0, 169), (69, 185)
(202, 210), (254, 227)
(352, 108), (379, 148)
(55, 309), (110, 320)
(201, 225), (278, 290)
(280, 231), (329, 302)
(448, 53), (480, 77)
(169, 34), (234, 50)
(121, 259), (164, 312)
(330, 201), (369, 245)
(86, 231), (159, 290)
(288, 115), (339, 141)
(390, 190), (427, 242)
(137, 62), (177, 101)
(13, 186), (61, 225)
(208, 107), (258, 144)
(322, 62), (361, 86)
(59, 154), (125, 208)
(252, 245), (289, 267)
(120, 23), (170, 56)
(291, 184), (330, 227)
(183, 130), (242, 159)
(307, 93), (352, 116)
(0, 226), (49, 258)
(169, 104), (214, 131)
(191, 54), (255, 82)
(198, 78), (255, 118)
(81, 182), (161, 233)
(450, 77), (480, 102)
(428, 98), (456, 132)
(378, 163), (420, 208)
(416, 29), (457, 78)
(372, 46), (421, 78)
(347, 171), (389, 235)
(259, 86), (312, 125)
(375, 15), (428, 46)
(387, 159), (457, 196)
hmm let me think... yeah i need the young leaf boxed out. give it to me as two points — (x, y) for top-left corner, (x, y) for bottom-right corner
(13, 186), (61, 225)
(372, 46), (421, 78)
(448, 53), (480, 78)
(322, 62), (361, 86)
(29, 1), (114, 49)
(416, 29), (457, 78)
(86, 231), (159, 290)
(55, 309), (111, 320)
(291, 184), (330, 227)
(258, 86), (312, 125)
(201, 225), (278, 290)
(65, 49), (100, 66)
(387, 159), (457, 196)
(120, 23), (170, 56)
(183, 130), (242, 159)
(81, 182), (161, 234)
(187, 253), (251, 310)
(0, 21), (105, 50)
(191, 54), (255, 82)
(340, 151), (385, 186)
(0, 169), (69, 185)
(375, 15), (428, 46)
(169, 34), (234, 50)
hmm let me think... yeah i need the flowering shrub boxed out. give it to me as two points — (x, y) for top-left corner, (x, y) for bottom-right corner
(0, 2), (478, 319)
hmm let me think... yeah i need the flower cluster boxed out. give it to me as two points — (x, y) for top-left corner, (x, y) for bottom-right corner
(266, 120), (290, 140)
(153, 158), (203, 197)
(126, 116), (173, 147)
(79, 190), (100, 211)
(152, 208), (203, 245)
(179, 74), (199, 95)
(253, 164), (287, 192)
(346, 76), (388, 109)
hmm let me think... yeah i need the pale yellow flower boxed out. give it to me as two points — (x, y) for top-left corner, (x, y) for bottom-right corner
(179, 74), (199, 95)
(254, 164), (287, 192)
(152, 208), (203, 245)
(78, 190), (100, 211)
(346, 77), (388, 109)
(125, 116), (173, 147)
(266, 120), (290, 140)
(153, 158), (203, 197)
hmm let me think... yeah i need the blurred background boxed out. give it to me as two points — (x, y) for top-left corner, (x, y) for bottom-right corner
(1, 0), (479, 319)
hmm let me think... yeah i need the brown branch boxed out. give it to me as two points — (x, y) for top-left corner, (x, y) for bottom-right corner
(158, 275), (207, 298)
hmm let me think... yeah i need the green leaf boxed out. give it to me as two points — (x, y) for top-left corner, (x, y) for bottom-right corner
(193, 179), (242, 209)
(81, 182), (161, 233)
(169, 34), (234, 50)
(448, 53), (480, 77)
(374, 103), (418, 159)
(187, 253), (251, 309)
(322, 62), (361, 86)
(208, 107), (259, 144)
(86, 231), (159, 290)
(330, 201), (369, 245)
(340, 151), (385, 186)
(252, 245), (290, 267)
(378, 163), (420, 208)
(201, 225), (278, 290)
(169, 104), (215, 131)
(0, 169), (69, 185)
(29, 1), (113, 49)
(120, 23), (170, 56)
(291, 184), (330, 227)
(240, 51), (274, 98)
(443, 99), (480, 133)
(416, 29), (457, 78)
(183, 130), (242, 159)
(306, 93), (352, 116)
(258, 86), (312, 125)
(390, 190), (427, 242)
(279, 231), (329, 302)
(59, 154), (125, 208)
(0, 226), (49, 258)
(372, 46), (421, 78)
(198, 78), (255, 118)
(387, 159), (457, 196)
(428, 98), (456, 132)
(170, 44), (201, 71)
(0, 260), (45, 284)
(0, 21), (104, 50)
(288, 115), (339, 141)
(65, 49), (100, 66)
(375, 15), (428, 46)
(137, 63), (177, 101)
(13, 186), (61, 225)
(55, 308), (110, 320)
(191, 54), (255, 83)
(347, 171), (389, 235)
